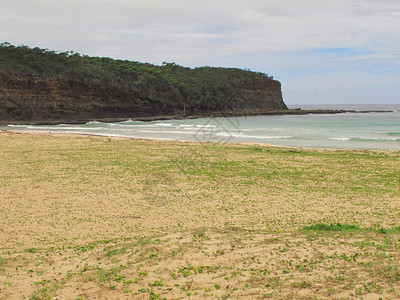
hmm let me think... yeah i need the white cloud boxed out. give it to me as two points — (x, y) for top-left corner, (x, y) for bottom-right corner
(284, 72), (400, 104)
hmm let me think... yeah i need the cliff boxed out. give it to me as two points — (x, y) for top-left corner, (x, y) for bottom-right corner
(0, 43), (287, 124)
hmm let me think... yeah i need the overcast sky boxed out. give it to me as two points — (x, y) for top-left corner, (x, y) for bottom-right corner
(1, 0), (399, 105)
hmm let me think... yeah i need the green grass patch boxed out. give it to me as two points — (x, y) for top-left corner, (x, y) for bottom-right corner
(24, 248), (39, 254)
(301, 223), (361, 232)
(301, 223), (400, 234)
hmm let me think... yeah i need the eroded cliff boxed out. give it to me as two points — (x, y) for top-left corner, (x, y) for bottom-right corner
(0, 44), (287, 123)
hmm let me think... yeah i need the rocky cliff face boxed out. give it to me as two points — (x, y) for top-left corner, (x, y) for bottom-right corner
(0, 76), (154, 122)
(241, 78), (285, 111)
(0, 75), (286, 124)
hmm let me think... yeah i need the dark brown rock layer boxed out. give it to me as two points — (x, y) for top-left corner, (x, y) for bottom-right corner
(0, 75), (287, 124)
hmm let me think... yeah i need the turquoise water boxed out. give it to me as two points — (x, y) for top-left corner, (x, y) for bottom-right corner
(3, 104), (400, 150)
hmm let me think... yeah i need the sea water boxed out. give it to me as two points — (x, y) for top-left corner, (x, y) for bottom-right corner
(3, 104), (400, 150)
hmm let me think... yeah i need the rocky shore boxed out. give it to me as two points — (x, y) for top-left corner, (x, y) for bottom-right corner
(0, 108), (392, 126)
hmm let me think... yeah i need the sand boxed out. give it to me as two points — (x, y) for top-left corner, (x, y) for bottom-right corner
(0, 131), (399, 299)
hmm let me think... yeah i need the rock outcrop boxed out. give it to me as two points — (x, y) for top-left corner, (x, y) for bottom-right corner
(0, 75), (286, 124)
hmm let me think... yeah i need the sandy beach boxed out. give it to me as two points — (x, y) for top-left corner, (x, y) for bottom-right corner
(1, 131), (399, 299)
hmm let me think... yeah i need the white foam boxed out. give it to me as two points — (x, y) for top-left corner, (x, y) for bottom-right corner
(8, 125), (27, 128)
(356, 137), (399, 141)
(25, 126), (102, 131)
(154, 123), (173, 127)
(138, 130), (201, 135)
(216, 132), (293, 139)
(195, 124), (217, 128)
(331, 137), (399, 142)
(45, 131), (181, 141)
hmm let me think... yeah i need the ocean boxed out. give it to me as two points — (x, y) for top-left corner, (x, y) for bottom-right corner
(3, 104), (400, 150)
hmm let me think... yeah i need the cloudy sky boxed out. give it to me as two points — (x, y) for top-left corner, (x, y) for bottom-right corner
(1, 0), (399, 105)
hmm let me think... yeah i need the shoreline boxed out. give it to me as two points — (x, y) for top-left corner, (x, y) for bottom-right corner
(0, 108), (393, 126)
(1, 128), (398, 153)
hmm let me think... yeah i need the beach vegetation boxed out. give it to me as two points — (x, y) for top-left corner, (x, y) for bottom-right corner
(301, 223), (361, 231)
(1, 133), (400, 298)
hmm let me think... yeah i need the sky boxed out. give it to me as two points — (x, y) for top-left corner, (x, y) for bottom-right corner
(1, 0), (399, 105)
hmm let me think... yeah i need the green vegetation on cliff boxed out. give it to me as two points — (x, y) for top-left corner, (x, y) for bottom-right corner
(0, 43), (286, 121)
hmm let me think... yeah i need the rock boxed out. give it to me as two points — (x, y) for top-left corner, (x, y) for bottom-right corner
(0, 75), (287, 124)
